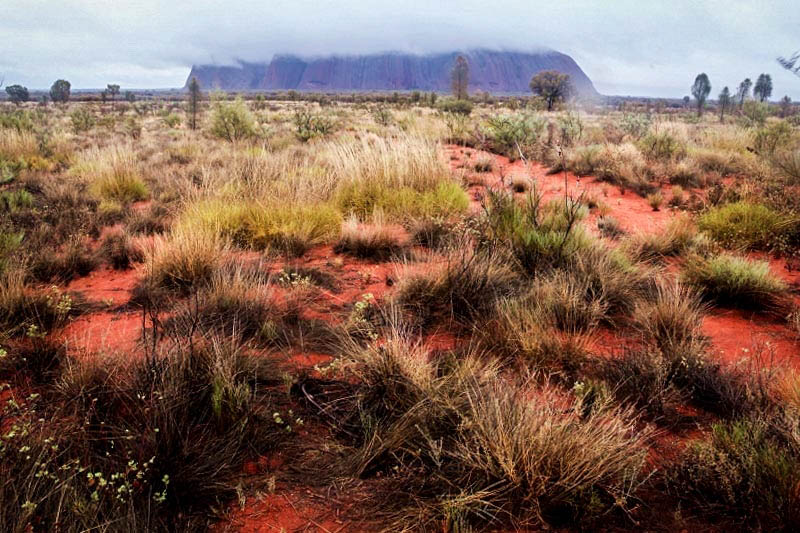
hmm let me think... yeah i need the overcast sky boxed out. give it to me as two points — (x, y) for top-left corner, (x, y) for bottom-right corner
(1, 0), (799, 98)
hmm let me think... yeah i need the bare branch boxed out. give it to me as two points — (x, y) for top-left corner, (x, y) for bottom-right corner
(778, 51), (800, 78)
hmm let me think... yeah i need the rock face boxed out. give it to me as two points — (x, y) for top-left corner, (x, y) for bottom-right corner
(185, 49), (598, 97)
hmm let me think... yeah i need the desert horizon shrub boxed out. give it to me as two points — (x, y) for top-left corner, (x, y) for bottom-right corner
(481, 112), (546, 159)
(210, 97), (258, 142)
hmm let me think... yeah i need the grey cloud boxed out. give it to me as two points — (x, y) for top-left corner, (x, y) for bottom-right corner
(1, 0), (798, 98)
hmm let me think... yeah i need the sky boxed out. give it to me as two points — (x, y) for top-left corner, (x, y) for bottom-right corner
(1, 0), (799, 98)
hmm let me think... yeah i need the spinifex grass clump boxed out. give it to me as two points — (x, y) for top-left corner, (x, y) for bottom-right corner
(699, 201), (797, 251)
(683, 253), (788, 312)
(394, 235), (519, 329)
(306, 331), (650, 530)
(334, 214), (408, 261)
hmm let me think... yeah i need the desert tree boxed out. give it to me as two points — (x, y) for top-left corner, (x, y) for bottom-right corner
(50, 79), (71, 103)
(682, 95), (690, 108)
(5, 84), (29, 105)
(187, 77), (202, 130)
(451, 55), (469, 100)
(753, 74), (773, 102)
(780, 95), (793, 117)
(125, 91), (136, 103)
(529, 70), (573, 111)
(106, 84), (120, 107)
(736, 78), (752, 108)
(691, 73), (711, 116)
(778, 51), (800, 77)
(718, 86), (731, 121)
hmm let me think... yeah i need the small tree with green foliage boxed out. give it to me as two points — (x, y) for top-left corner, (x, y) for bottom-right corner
(210, 97), (256, 142)
(50, 79), (71, 103)
(125, 91), (136, 103)
(718, 86), (732, 121)
(5, 85), (29, 105)
(529, 70), (573, 111)
(753, 74), (773, 102)
(736, 78), (752, 108)
(451, 55), (469, 100)
(106, 84), (120, 108)
(691, 73), (711, 116)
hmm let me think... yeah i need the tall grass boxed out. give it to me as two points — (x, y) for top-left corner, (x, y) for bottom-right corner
(72, 145), (149, 203)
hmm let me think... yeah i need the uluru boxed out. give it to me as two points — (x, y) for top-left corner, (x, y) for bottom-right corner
(185, 48), (599, 97)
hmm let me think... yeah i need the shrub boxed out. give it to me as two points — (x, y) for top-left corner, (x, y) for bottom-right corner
(409, 216), (456, 249)
(0, 271), (84, 335)
(753, 120), (793, 155)
(471, 154), (494, 172)
(0, 337), (290, 532)
(698, 201), (796, 250)
(639, 131), (687, 161)
(75, 146), (149, 204)
(31, 236), (98, 282)
(597, 215), (624, 239)
(162, 113), (181, 128)
(683, 254), (788, 311)
(482, 189), (591, 277)
(69, 108), (95, 133)
(631, 281), (707, 357)
(242, 203), (341, 256)
(293, 110), (335, 142)
(210, 98), (257, 142)
(620, 113), (651, 140)
(669, 185), (685, 207)
(482, 113), (546, 159)
(489, 272), (607, 369)
(437, 98), (473, 115)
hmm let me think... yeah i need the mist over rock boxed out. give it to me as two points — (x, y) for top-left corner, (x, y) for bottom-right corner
(186, 49), (599, 97)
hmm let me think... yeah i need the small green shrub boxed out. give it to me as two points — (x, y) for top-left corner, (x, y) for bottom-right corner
(437, 98), (473, 115)
(210, 98), (256, 142)
(293, 110), (335, 142)
(69, 108), (95, 133)
(672, 416), (800, 529)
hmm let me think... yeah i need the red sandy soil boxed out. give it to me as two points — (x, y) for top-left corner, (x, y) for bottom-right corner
(447, 144), (681, 235)
(218, 488), (369, 533)
(58, 266), (144, 355)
